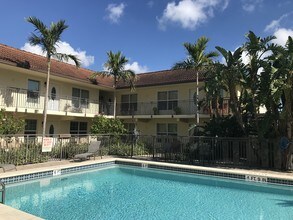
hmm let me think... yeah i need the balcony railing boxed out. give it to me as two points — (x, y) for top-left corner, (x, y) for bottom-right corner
(116, 99), (230, 116)
(0, 87), (101, 116)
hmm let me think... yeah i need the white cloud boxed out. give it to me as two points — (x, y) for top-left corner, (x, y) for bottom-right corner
(105, 3), (126, 23)
(241, 0), (263, 12)
(125, 62), (149, 74)
(147, 1), (154, 8)
(157, 0), (229, 30)
(21, 41), (95, 67)
(21, 43), (44, 55)
(272, 28), (293, 46)
(264, 13), (293, 46)
(265, 13), (290, 32)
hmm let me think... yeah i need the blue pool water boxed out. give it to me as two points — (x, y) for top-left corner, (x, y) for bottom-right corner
(5, 166), (293, 220)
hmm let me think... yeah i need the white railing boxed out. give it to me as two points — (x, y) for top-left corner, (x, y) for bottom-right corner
(0, 87), (100, 115)
(116, 99), (231, 116)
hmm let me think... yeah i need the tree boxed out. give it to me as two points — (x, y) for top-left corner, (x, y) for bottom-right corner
(173, 36), (218, 70)
(0, 109), (25, 135)
(243, 31), (276, 123)
(202, 64), (225, 117)
(172, 36), (218, 127)
(215, 46), (245, 132)
(90, 115), (126, 135)
(26, 17), (80, 144)
(97, 51), (136, 117)
(271, 36), (293, 139)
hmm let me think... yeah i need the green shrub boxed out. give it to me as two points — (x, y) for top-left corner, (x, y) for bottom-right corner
(0, 143), (49, 165)
(0, 109), (25, 135)
(51, 142), (89, 159)
(108, 142), (149, 156)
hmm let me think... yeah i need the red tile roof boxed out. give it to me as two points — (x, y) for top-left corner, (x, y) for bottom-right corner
(0, 43), (114, 88)
(0, 43), (203, 89)
(117, 69), (204, 89)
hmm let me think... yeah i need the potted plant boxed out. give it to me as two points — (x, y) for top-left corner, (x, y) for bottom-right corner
(153, 107), (159, 115)
(173, 106), (181, 115)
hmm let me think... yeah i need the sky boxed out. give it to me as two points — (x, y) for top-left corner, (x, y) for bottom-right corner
(0, 0), (292, 73)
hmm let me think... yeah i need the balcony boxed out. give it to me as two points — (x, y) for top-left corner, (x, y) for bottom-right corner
(116, 99), (230, 117)
(0, 87), (102, 117)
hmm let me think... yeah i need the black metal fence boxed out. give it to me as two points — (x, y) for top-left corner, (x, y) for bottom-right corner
(0, 134), (291, 170)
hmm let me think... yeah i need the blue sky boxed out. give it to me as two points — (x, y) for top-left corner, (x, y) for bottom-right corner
(0, 0), (292, 73)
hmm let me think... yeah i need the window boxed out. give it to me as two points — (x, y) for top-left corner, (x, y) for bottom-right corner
(27, 79), (40, 101)
(72, 88), (89, 108)
(157, 123), (177, 143)
(70, 121), (87, 135)
(157, 91), (178, 110)
(121, 94), (137, 114)
(24, 119), (37, 135)
(157, 123), (177, 136)
(124, 123), (135, 134)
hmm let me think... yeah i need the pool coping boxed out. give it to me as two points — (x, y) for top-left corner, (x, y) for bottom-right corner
(0, 158), (292, 219)
(0, 158), (293, 185)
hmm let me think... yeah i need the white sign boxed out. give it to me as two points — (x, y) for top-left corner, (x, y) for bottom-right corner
(53, 169), (61, 176)
(42, 137), (53, 152)
(141, 163), (148, 168)
(245, 175), (267, 183)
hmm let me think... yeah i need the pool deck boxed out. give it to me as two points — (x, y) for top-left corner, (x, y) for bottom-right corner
(0, 157), (292, 219)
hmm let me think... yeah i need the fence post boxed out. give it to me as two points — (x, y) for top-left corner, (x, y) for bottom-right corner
(60, 137), (63, 161)
(25, 135), (29, 164)
(152, 136), (155, 159)
(131, 133), (134, 158)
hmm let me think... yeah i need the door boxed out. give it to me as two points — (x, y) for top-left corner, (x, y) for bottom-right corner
(48, 85), (59, 111)
(49, 124), (54, 137)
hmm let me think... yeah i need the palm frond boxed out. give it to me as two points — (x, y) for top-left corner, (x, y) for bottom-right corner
(26, 16), (47, 36)
(50, 20), (68, 38)
(103, 51), (136, 90)
(53, 53), (80, 67)
(172, 61), (190, 70)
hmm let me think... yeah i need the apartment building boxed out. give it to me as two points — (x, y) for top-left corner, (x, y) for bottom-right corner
(0, 43), (229, 137)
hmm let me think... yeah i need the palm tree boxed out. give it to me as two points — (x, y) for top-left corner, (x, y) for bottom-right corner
(215, 46), (245, 132)
(243, 31), (276, 120)
(271, 36), (293, 139)
(26, 16), (80, 144)
(203, 64), (225, 117)
(172, 36), (218, 126)
(101, 51), (136, 117)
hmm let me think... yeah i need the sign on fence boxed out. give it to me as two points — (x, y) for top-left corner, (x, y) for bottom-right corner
(42, 137), (53, 152)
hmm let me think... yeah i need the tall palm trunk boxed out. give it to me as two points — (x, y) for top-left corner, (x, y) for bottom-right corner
(113, 75), (117, 118)
(113, 90), (117, 118)
(42, 57), (51, 141)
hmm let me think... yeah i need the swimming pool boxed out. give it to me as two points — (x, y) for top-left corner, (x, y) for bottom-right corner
(5, 165), (293, 220)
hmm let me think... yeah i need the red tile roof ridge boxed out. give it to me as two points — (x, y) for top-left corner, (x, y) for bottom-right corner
(136, 69), (174, 75)
(0, 43), (90, 72)
(0, 43), (204, 89)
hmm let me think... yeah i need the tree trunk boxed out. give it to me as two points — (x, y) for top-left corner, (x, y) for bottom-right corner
(113, 75), (117, 118)
(42, 57), (51, 146)
(229, 84), (245, 133)
(113, 89), (117, 118)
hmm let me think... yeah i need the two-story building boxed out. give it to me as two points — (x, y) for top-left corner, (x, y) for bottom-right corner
(0, 43), (230, 137)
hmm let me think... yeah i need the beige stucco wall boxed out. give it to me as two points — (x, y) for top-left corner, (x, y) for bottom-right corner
(116, 81), (205, 103)
(15, 112), (94, 135)
(122, 118), (197, 137)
